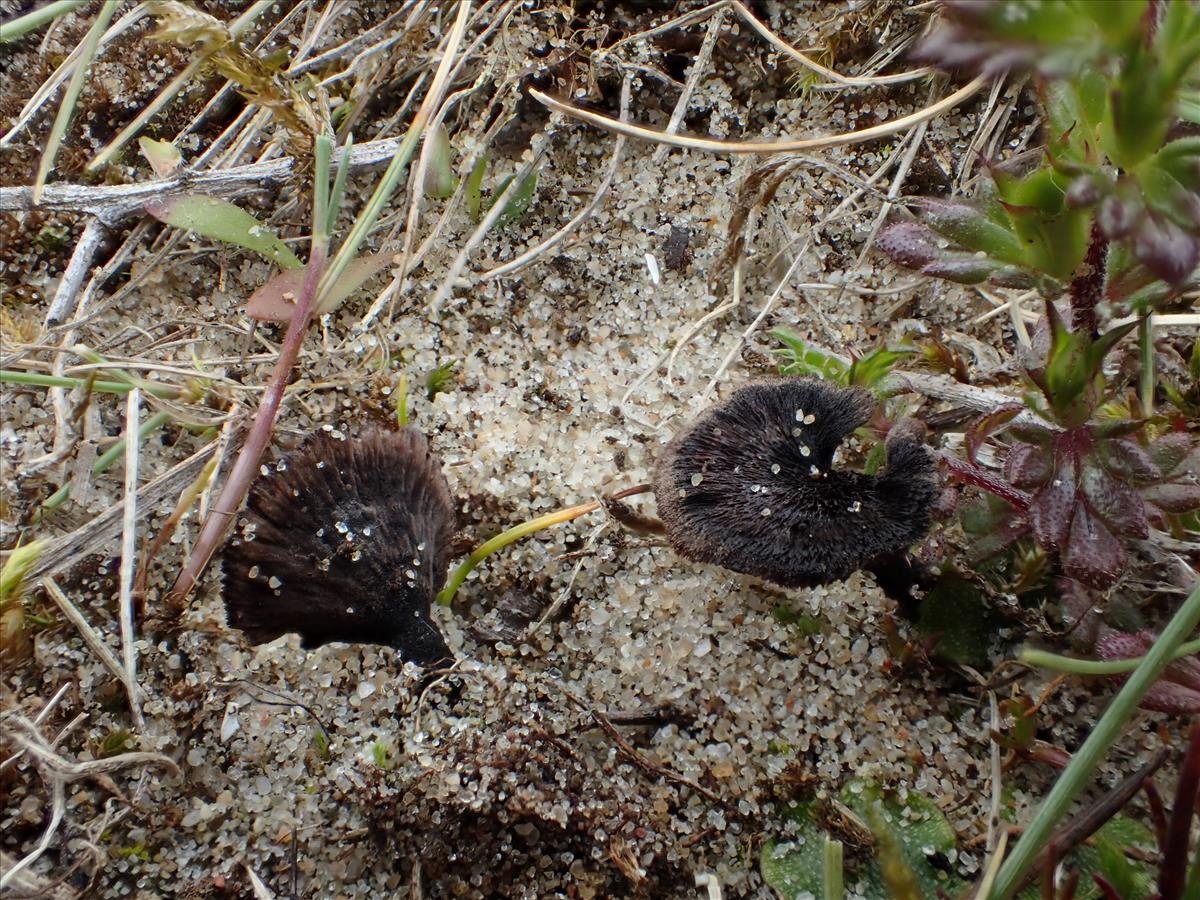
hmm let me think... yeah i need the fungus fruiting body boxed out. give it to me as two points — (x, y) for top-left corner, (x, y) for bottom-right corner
(221, 427), (456, 665)
(653, 378), (936, 588)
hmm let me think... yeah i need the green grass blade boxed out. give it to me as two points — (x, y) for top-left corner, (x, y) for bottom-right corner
(990, 582), (1200, 898)
(0, 0), (88, 43)
(31, 1), (117, 204)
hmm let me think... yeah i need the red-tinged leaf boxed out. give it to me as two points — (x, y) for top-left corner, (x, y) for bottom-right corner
(1095, 630), (1153, 661)
(1079, 460), (1148, 538)
(1092, 418), (1144, 440)
(1132, 213), (1200, 285)
(1062, 504), (1127, 588)
(1098, 438), (1162, 483)
(1165, 653), (1200, 692)
(1139, 681), (1200, 716)
(876, 223), (941, 269)
(1006, 441), (1053, 489)
(1141, 482), (1200, 513)
(967, 404), (1024, 464)
(1029, 452), (1077, 550)
(1150, 431), (1194, 475)
(1097, 193), (1141, 238)
(246, 252), (391, 322)
(987, 266), (1039, 290)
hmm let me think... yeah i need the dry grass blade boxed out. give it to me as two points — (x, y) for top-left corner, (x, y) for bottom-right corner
(84, 0), (276, 174)
(118, 389), (145, 729)
(481, 74), (632, 280)
(651, 8), (726, 165)
(42, 577), (127, 689)
(0, 3), (148, 147)
(27, 436), (226, 585)
(529, 75), (988, 155)
(31, 1), (116, 204)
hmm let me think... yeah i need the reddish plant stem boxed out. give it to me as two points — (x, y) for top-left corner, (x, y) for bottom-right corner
(168, 246), (327, 607)
(1068, 221), (1107, 336)
(1159, 718), (1200, 900)
(938, 451), (1032, 511)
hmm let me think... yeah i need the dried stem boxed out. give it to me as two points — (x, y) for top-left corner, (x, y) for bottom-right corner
(528, 75), (988, 155)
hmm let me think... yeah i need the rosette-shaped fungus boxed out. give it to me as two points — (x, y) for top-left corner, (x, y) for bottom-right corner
(653, 379), (936, 588)
(221, 427), (455, 665)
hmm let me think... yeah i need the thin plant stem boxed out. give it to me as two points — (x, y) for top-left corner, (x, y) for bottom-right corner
(989, 583), (1200, 899)
(0, 0), (88, 43)
(1020, 639), (1200, 675)
(168, 243), (327, 605)
(938, 451), (1032, 511)
(527, 75), (987, 155)
(32, 0), (117, 204)
(823, 836), (844, 900)
(437, 501), (602, 606)
(1139, 314), (1155, 415)
(0, 370), (180, 398)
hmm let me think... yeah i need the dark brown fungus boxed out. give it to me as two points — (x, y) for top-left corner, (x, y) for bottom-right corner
(221, 426), (455, 665)
(653, 378), (937, 588)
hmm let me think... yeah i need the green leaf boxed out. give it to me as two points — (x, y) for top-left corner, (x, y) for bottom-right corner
(848, 347), (914, 390)
(466, 152), (488, 222)
(138, 137), (182, 177)
(771, 329), (848, 382)
(1015, 817), (1156, 900)
(762, 784), (965, 900)
(145, 196), (303, 269)
(488, 170), (538, 227)
(916, 571), (999, 669)
(760, 802), (833, 899)
(423, 124), (456, 199)
(842, 781), (963, 900)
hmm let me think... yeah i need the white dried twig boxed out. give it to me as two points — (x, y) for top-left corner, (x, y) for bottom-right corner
(0, 713), (177, 890)
(481, 74), (632, 280)
(651, 8), (726, 165)
(118, 389), (145, 729)
(42, 577), (127, 688)
(700, 240), (811, 403)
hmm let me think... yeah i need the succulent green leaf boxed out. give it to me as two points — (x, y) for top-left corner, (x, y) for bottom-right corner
(916, 571), (999, 669)
(145, 196), (302, 270)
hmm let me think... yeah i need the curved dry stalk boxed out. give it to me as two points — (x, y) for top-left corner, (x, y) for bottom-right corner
(529, 75), (988, 155)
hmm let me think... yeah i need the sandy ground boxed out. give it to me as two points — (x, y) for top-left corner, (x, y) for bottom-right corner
(0, 2), (1182, 898)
